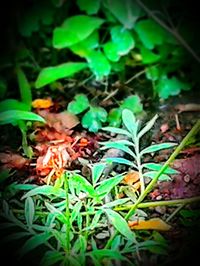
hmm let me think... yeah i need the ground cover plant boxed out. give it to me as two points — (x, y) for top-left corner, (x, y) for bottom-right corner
(0, 0), (200, 265)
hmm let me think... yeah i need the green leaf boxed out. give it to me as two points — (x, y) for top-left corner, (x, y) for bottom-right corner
(103, 0), (141, 29)
(71, 174), (97, 197)
(0, 110), (45, 125)
(103, 198), (130, 208)
(140, 143), (177, 155)
(53, 15), (104, 48)
(76, 0), (101, 14)
(19, 232), (52, 257)
(35, 62), (87, 88)
(156, 76), (191, 99)
(82, 106), (107, 132)
(107, 108), (122, 127)
(67, 94), (89, 114)
(69, 31), (99, 57)
(22, 185), (66, 199)
(86, 50), (111, 80)
(145, 66), (160, 81)
(121, 95), (143, 114)
(100, 140), (134, 147)
(96, 174), (124, 197)
(16, 66), (32, 109)
(45, 202), (68, 224)
(71, 201), (83, 222)
(142, 163), (179, 174)
(140, 46), (161, 64)
(135, 19), (170, 49)
(89, 210), (103, 230)
(103, 42), (120, 62)
(0, 99), (30, 112)
(101, 126), (132, 138)
(91, 163), (107, 185)
(25, 197), (35, 227)
(122, 109), (138, 136)
(110, 26), (135, 55)
(40, 250), (64, 266)
(89, 249), (125, 260)
(143, 171), (171, 181)
(104, 209), (135, 240)
(103, 157), (137, 168)
(0, 78), (7, 99)
(138, 114), (158, 139)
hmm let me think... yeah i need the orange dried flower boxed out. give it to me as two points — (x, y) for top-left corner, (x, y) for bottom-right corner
(32, 98), (54, 109)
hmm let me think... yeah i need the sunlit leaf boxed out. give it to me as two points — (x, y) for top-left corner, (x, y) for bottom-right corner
(53, 15), (104, 48)
(25, 197), (35, 227)
(107, 108), (122, 127)
(121, 95), (143, 114)
(91, 162), (107, 185)
(140, 143), (177, 155)
(82, 106), (107, 132)
(138, 114), (158, 139)
(0, 110), (45, 125)
(71, 174), (97, 197)
(96, 174), (124, 197)
(103, 42), (120, 62)
(22, 185), (66, 199)
(104, 209), (135, 240)
(35, 62), (87, 88)
(76, 0), (101, 14)
(128, 218), (171, 231)
(67, 94), (89, 114)
(140, 46), (161, 64)
(86, 50), (111, 80)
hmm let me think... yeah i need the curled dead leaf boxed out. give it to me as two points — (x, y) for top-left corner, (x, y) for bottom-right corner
(128, 218), (171, 231)
(0, 152), (29, 169)
(122, 171), (140, 186)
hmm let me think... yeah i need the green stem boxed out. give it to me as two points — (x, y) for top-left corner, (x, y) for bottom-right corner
(105, 119), (200, 249)
(64, 171), (71, 254)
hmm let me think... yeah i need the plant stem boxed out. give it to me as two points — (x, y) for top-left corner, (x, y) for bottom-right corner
(105, 119), (200, 249)
(134, 137), (145, 193)
(64, 171), (71, 255)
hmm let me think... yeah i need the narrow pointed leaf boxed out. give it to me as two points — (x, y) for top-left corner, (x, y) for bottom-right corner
(122, 109), (138, 136)
(25, 197), (35, 227)
(101, 126), (132, 138)
(143, 171), (171, 181)
(104, 209), (135, 240)
(91, 162), (107, 185)
(142, 163), (179, 174)
(103, 157), (137, 168)
(140, 143), (177, 155)
(100, 142), (136, 159)
(22, 185), (66, 199)
(40, 250), (64, 266)
(138, 114), (158, 139)
(96, 174), (124, 197)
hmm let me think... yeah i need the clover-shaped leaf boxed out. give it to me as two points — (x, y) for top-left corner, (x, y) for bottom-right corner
(67, 94), (89, 114)
(82, 106), (107, 132)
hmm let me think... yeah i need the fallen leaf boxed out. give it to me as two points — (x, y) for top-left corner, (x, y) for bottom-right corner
(32, 98), (54, 109)
(128, 218), (171, 231)
(0, 152), (29, 169)
(122, 171), (140, 185)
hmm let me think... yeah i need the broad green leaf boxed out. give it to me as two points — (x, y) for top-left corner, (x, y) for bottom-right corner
(101, 126), (132, 138)
(100, 143), (136, 159)
(104, 209), (135, 240)
(103, 0), (142, 29)
(140, 46), (161, 64)
(25, 197), (35, 227)
(103, 157), (137, 168)
(70, 31), (99, 57)
(140, 143), (177, 155)
(22, 185), (66, 199)
(77, 0), (101, 14)
(96, 174), (124, 197)
(135, 19), (169, 49)
(53, 15), (104, 48)
(145, 66), (160, 81)
(82, 106), (107, 132)
(16, 66), (32, 109)
(142, 163), (179, 174)
(107, 108), (122, 127)
(71, 201), (83, 222)
(91, 162), (107, 185)
(143, 171), (171, 181)
(156, 76), (190, 99)
(67, 94), (89, 114)
(0, 99), (29, 112)
(121, 95), (143, 114)
(138, 114), (158, 139)
(122, 109), (138, 136)
(111, 26), (135, 55)
(40, 250), (64, 266)
(103, 42), (120, 62)
(71, 174), (97, 197)
(19, 232), (52, 257)
(0, 110), (45, 125)
(86, 50), (111, 80)
(35, 62), (87, 88)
